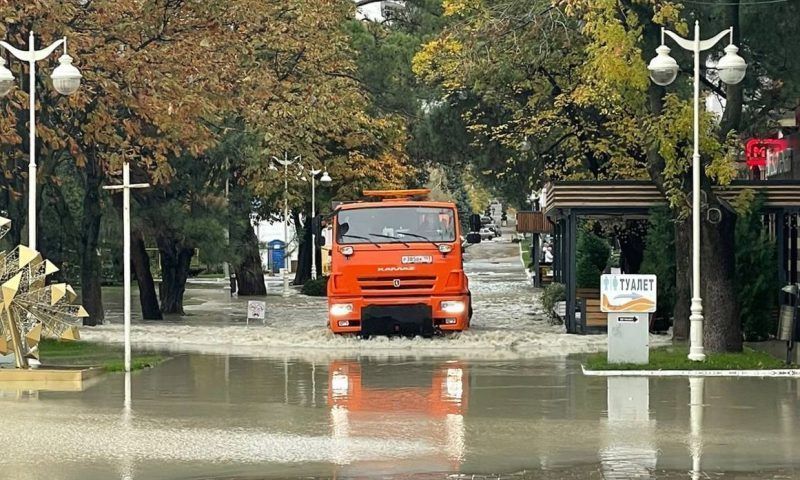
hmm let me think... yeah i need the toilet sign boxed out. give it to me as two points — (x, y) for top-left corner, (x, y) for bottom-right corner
(603, 274), (656, 364)
(601, 274), (657, 313)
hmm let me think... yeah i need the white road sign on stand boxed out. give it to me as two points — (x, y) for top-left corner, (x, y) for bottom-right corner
(247, 300), (267, 325)
(601, 274), (657, 364)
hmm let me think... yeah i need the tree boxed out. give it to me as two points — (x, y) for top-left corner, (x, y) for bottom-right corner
(414, 0), (800, 352)
(0, 1), (237, 324)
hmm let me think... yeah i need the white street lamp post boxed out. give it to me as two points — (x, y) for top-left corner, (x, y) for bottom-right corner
(647, 22), (747, 361)
(270, 154), (332, 286)
(272, 152), (300, 297)
(103, 160), (149, 372)
(309, 168), (331, 280)
(0, 32), (82, 250)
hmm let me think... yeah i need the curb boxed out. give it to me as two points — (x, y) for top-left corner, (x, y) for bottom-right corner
(581, 364), (800, 377)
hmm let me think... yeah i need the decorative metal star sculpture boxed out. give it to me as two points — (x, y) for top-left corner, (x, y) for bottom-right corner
(0, 217), (87, 368)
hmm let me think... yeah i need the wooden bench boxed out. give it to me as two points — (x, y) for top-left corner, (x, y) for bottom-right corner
(539, 265), (553, 285)
(577, 288), (605, 329)
(582, 298), (607, 328)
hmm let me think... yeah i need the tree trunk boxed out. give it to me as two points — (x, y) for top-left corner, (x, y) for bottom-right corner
(157, 235), (194, 315)
(619, 221), (645, 273)
(293, 211), (312, 286)
(132, 228), (162, 320)
(233, 221), (267, 296)
(673, 219), (691, 340)
(701, 209), (741, 352)
(79, 157), (104, 326)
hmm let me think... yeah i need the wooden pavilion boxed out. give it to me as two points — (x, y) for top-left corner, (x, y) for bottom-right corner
(542, 180), (800, 334)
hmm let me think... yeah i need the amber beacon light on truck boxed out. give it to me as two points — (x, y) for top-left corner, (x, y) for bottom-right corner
(324, 189), (482, 337)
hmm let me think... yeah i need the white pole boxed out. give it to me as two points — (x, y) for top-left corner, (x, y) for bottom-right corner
(28, 31), (36, 250)
(688, 20), (706, 362)
(223, 163), (230, 284)
(689, 377), (704, 480)
(283, 152), (290, 297)
(123, 161), (132, 372)
(311, 173), (317, 281)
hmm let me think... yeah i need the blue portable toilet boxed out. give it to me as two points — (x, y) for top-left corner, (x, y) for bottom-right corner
(268, 240), (287, 274)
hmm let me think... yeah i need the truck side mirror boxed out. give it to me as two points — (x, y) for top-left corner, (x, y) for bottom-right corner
(466, 232), (482, 244)
(469, 214), (482, 233)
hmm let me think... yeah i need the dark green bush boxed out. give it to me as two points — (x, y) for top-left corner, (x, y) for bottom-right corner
(541, 282), (566, 322)
(735, 195), (778, 341)
(301, 276), (329, 296)
(640, 206), (676, 322)
(576, 230), (610, 288)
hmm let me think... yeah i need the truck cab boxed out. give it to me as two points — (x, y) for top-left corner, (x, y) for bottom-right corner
(327, 189), (472, 336)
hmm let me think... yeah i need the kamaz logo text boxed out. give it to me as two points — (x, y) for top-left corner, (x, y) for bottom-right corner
(377, 266), (415, 272)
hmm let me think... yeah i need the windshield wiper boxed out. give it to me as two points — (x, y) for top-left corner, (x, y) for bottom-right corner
(368, 233), (409, 247)
(399, 232), (443, 247)
(340, 234), (382, 248)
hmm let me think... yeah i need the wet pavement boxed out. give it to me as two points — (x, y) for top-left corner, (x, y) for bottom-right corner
(2, 355), (799, 479)
(82, 236), (619, 359)
(1, 234), (798, 479)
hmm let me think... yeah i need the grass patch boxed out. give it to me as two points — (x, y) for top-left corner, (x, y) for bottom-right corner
(39, 339), (165, 372)
(585, 345), (791, 371)
(520, 236), (532, 268)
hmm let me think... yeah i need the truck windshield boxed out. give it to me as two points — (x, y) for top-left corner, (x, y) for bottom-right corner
(336, 207), (456, 245)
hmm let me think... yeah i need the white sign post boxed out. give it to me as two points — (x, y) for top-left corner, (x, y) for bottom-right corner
(247, 300), (266, 325)
(601, 274), (657, 364)
(103, 160), (149, 373)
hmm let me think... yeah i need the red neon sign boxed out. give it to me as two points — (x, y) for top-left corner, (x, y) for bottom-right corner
(745, 138), (788, 167)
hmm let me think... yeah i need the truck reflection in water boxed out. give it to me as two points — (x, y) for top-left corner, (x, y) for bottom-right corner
(327, 358), (468, 475)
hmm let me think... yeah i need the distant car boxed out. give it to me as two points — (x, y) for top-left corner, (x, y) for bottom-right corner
(486, 223), (502, 236)
(480, 216), (492, 225)
(479, 227), (495, 240)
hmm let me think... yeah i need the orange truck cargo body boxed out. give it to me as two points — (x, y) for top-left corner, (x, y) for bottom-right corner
(327, 191), (471, 335)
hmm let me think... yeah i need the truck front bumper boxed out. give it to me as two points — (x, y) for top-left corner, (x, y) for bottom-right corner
(328, 295), (471, 335)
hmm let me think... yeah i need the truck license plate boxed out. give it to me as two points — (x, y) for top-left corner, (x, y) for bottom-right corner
(402, 255), (432, 264)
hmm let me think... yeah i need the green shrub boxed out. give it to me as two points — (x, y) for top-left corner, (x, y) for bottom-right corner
(640, 206), (676, 322)
(301, 276), (329, 296)
(735, 195), (779, 341)
(541, 282), (566, 322)
(576, 230), (610, 288)
(606, 251), (621, 270)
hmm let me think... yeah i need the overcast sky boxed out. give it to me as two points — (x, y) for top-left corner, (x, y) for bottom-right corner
(355, 1), (384, 21)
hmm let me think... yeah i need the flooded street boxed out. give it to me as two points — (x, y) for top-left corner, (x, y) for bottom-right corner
(2, 236), (799, 479)
(82, 237), (616, 359)
(3, 355), (800, 479)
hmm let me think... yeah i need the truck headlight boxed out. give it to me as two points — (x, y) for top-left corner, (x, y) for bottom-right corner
(330, 303), (354, 316)
(438, 244), (453, 253)
(441, 301), (465, 314)
(444, 368), (463, 399)
(331, 373), (349, 395)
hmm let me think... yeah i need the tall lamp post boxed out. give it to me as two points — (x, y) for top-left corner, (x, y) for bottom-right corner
(647, 22), (747, 361)
(0, 32), (82, 249)
(299, 164), (331, 280)
(271, 152), (299, 297)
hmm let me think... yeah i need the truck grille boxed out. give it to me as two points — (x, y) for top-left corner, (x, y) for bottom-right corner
(357, 276), (436, 294)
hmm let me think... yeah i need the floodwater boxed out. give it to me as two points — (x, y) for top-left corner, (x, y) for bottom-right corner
(2, 234), (798, 478)
(1, 355), (799, 479)
(83, 237), (643, 359)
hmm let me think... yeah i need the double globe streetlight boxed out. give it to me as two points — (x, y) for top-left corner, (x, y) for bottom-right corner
(270, 153), (331, 296)
(647, 21), (746, 361)
(0, 32), (82, 249)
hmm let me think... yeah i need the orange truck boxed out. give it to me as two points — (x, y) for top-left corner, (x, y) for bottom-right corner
(327, 359), (468, 473)
(326, 189), (480, 336)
